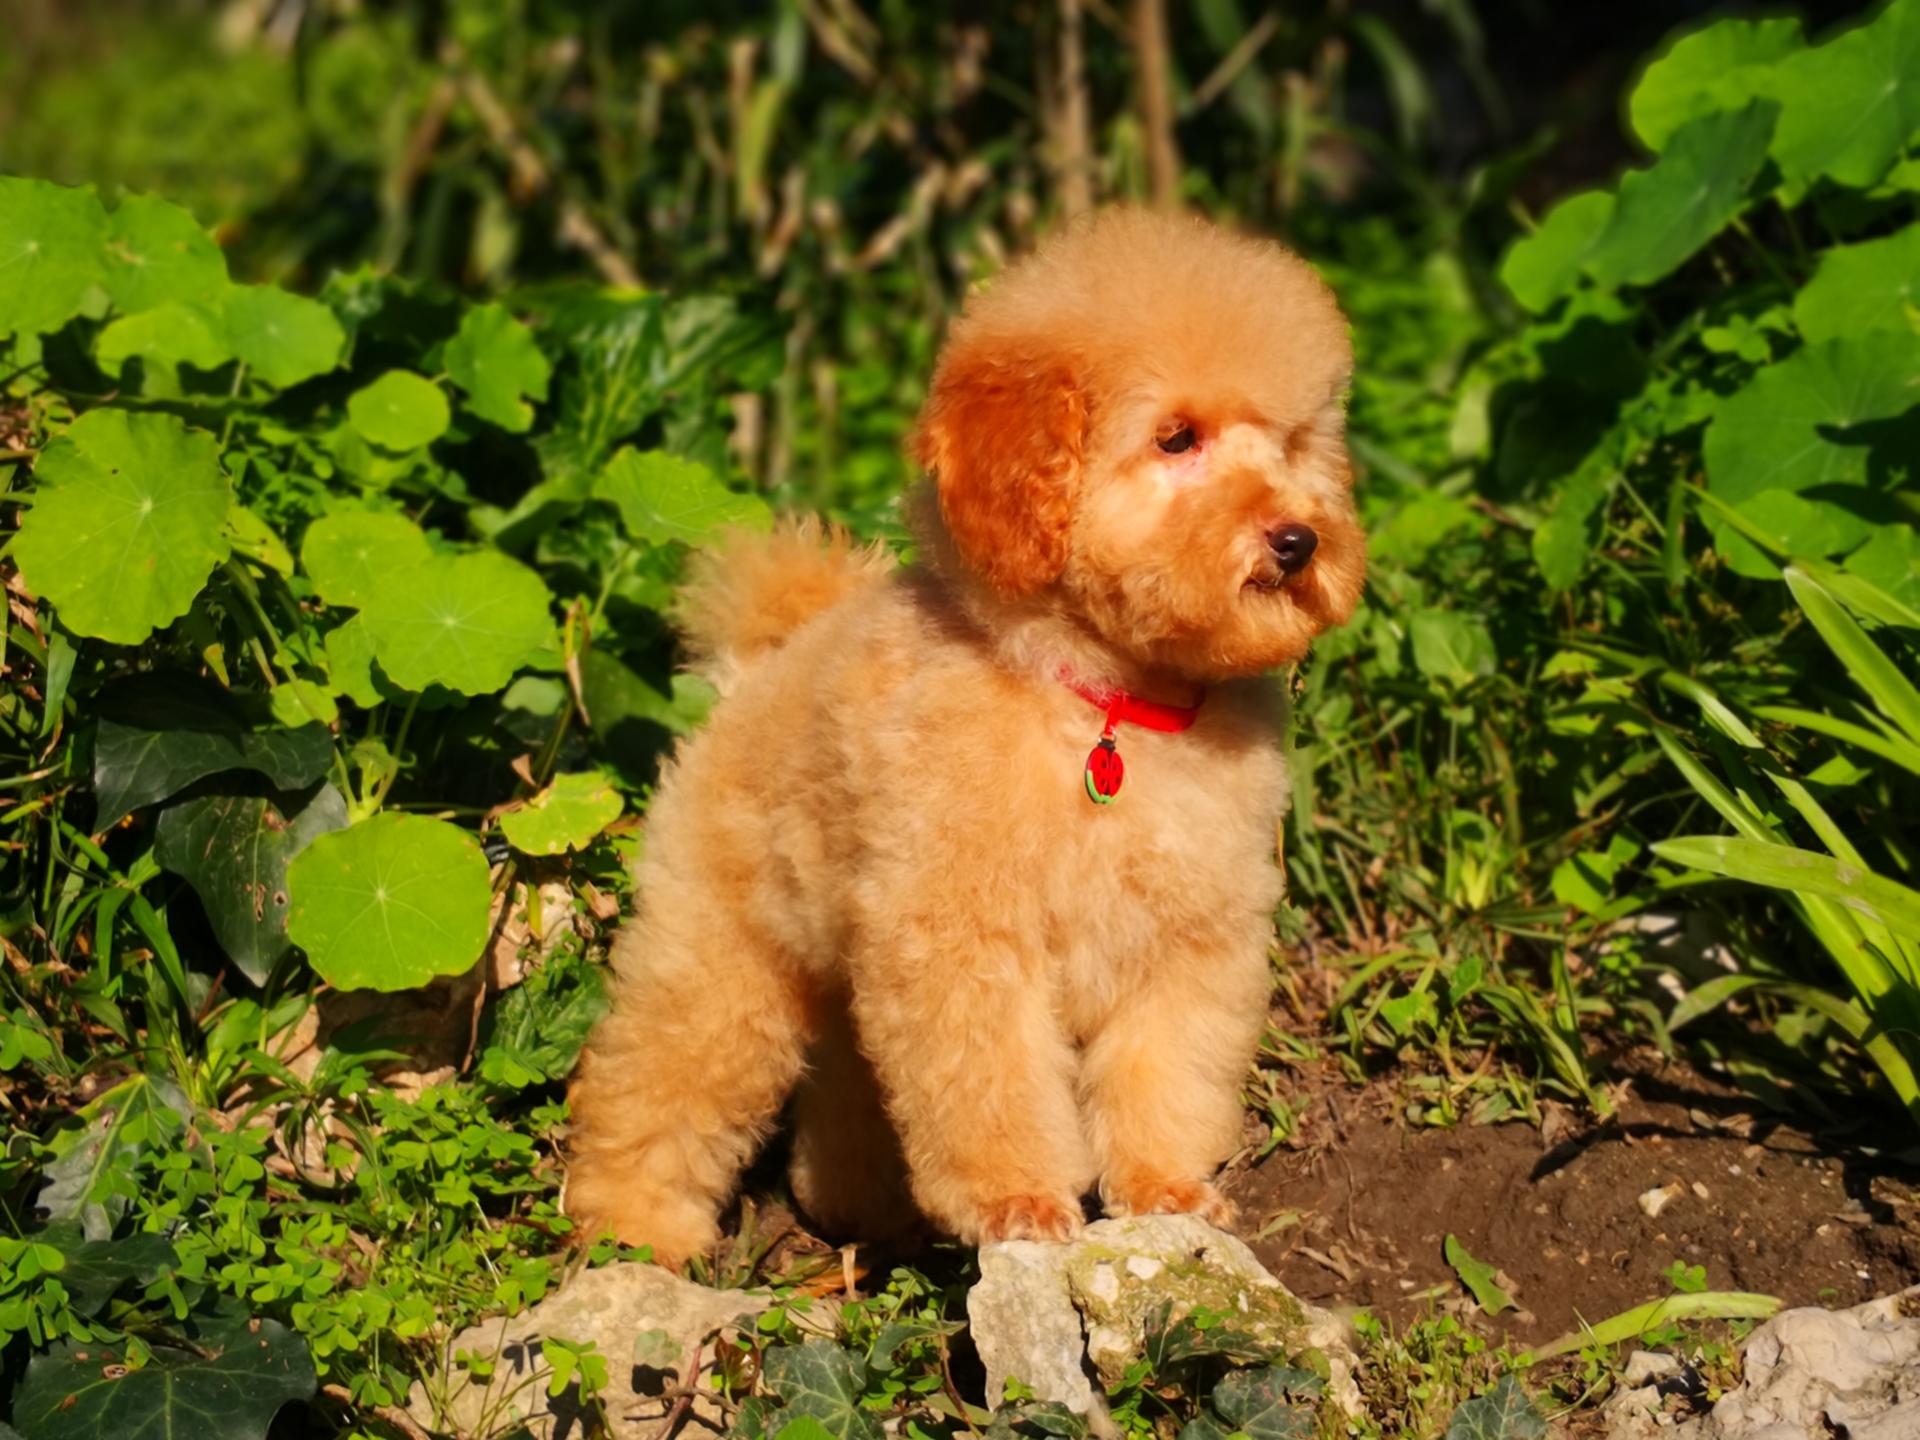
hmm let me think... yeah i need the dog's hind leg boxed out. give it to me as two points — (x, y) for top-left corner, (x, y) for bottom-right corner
(788, 994), (920, 1245)
(567, 904), (814, 1267)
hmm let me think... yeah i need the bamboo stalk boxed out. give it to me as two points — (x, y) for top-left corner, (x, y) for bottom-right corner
(1132, 0), (1181, 208)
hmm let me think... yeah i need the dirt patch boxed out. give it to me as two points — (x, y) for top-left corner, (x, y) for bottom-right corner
(1223, 1054), (1920, 1343)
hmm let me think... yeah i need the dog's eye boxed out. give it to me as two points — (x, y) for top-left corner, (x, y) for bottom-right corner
(1156, 425), (1197, 455)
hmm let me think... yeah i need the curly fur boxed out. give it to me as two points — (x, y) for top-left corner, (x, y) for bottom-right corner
(566, 208), (1365, 1263)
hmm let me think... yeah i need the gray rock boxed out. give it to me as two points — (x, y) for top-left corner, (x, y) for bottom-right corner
(407, 1262), (771, 1439)
(970, 1214), (1355, 1435)
(1603, 1287), (1920, 1440)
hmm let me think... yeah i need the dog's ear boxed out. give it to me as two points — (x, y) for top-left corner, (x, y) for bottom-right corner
(912, 345), (1085, 596)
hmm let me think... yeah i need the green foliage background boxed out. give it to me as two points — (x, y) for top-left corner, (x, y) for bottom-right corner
(0, 1), (1916, 1436)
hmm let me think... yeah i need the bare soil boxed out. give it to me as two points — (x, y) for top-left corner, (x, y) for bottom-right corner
(1222, 1053), (1920, 1343)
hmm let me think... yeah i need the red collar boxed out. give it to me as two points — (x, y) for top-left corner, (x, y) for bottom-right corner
(1061, 673), (1205, 738)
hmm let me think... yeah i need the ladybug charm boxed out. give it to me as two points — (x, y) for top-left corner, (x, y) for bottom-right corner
(1085, 735), (1124, 805)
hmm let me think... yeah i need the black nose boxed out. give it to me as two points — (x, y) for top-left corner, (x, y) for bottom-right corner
(1268, 524), (1318, 574)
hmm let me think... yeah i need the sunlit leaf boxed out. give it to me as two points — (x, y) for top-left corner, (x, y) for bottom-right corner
(35, 1074), (185, 1241)
(1499, 191), (1614, 314)
(286, 812), (492, 991)
(595, 446), (772, 547)
(446, 302), (552, 432)
(1444, 1234), (1517, 1315)
(499, 771), (623, 856)
(347, 370), (451, 451)
(0, 176), (107, 339)
(1792, 226), (1920, 344)
(1444, 1376), (1548, 1440)
(300, 509), (434, 610)
(101, 192), (228, 315)
(222, 284), (345, 388)
(11, 409), (230, 645)
(1768, 0), (1920, 189)
(360, 549), (553, 695)
(760, 1342), (883, 1440)
(96, 302), (233, 377)
(1628, 16), (1803, 150)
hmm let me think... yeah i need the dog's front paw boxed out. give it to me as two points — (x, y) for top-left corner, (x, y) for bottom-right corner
(1103, 1176), (1235, 1227)
(973, 1192), (1085, 1244)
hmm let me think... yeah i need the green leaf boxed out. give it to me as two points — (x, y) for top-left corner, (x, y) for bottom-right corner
(96, 302), (233, 378)
(1444, 1234), (1516, 1315)
(1409, 609), (1496, 688)
(45, 1229), (179, 1318)
(225, 505), (295, 577)
(1653, 836), (1920, 942)
(1843, 528), (1920, 611)
(1785, 566), (1920, 748)
(1500, 191), (1614, 314)
(299, 510), (434, 610)
(760, 1342), (884, 1440)
(478, 957), (609, 1087)
(13, 1310), (316, 1440)
(93, 693), (334, 828)
(36, 1074), (185, 1241)
(1444, 1376), (1548, 1440)
(360, 550), (553, 695)
(1532, 468), (1608, 592)
(1522, 1292), (1780, 1364)
(1209, 1362), (1323, 1440)
(1628, 16), (1803, 150)
(286, 812), (492, 991)
(101, 193), (228, 315)
(1793, 226), (1920, 345)
(446, 303), (552, 432)
(266, 680), (338, 729)
(321, 616), (389, 708)
(154, 784), (349, 986)
(499, 771), (623, 856)
(0, 177), (107, 339)
(595, 447), (772, 547)
(1702, 334), (1920, 567)
(1768, 0), (1920, 189)
(347, 371), (451, 451)
(1584, 103), (1777, 289)
(222, 284), (345, 388)
(11, 409), (231, 645)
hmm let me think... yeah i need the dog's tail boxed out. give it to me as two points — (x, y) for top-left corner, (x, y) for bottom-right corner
(675, 517), (893, 691)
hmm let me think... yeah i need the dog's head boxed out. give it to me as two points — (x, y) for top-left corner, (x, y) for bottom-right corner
(912, 209), (1364, 678)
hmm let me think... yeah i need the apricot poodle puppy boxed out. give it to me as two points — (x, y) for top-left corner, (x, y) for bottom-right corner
(567, 208), (1365, 1264)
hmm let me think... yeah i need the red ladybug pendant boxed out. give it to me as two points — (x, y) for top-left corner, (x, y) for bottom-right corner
(1085, 736), (1124, 804)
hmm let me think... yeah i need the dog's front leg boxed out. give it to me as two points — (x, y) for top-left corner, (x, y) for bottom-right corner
(1080, 941), (1272, 1225)
(848, 895), (1094, 1245)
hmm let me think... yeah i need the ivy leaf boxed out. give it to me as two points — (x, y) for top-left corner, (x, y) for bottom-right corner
(1499, 191), (1614, 314)
(222, 284), (345, 388)
(1768, 0), (1920, 189)
(1628, 16), (1803, 150)
(155, 784), (349, 986)
(11, 409), (231, 645)
(13, 1309), (317, 1440)
(93, 682), (334, 828)
(498, 772), (623, 856)
(1409, 610), (1496, 689)
(1584, 103), (1777, 289)
(347, 371), (451, 451)
(1706, 332), (1920, 492)
(1793, 227), (1920, 344)
(101, 193), (228, 315)
(42, 1228), (179, 1318)
(299, 510), (434, 610)
(360, 550), (553, 695)
(595, 447), (772, 548)
(96, 302), (233, 378)
(36, 1074), (185, 1241)
(1444, 1376), (1548, 1440)
(286, 812), (492, 991)
(760, 1342), (884, 1440)
(1209, 1362), (1323, 1440)
(0, 176), (107, 339)
(446, 303), (552, 432)
(1444, 1234), (1517, 1315)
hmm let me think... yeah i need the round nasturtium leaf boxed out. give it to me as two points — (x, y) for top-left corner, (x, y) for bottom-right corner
(300, 510), (434, 610)
(360, 549), (553, 696)
(1767, 0), (1920, 190)
(0, 176), (108, 340)
(223, 284), (346, 389)
(593, 446), (773, 548)
(1792, 227), (1920, 345)
(446, 303), (552, 433)
(1628, 16), (1803, 151)
(12, 409), (231, 645)
(1499, 191), (1615, 314)
(286, 812), (491, 991)
(322, 616), (389, 708)
(96, 302), (233, 378)
(347, 370), (452, 451)
(500, 772), (623, 855)
(101, 192), (229, 315)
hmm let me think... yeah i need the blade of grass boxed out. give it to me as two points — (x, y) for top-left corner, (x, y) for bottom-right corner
(1653, 837), (1920, 948)
(1521, 1292), (1782, 1364)
(1785, 566), (1920, 749)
